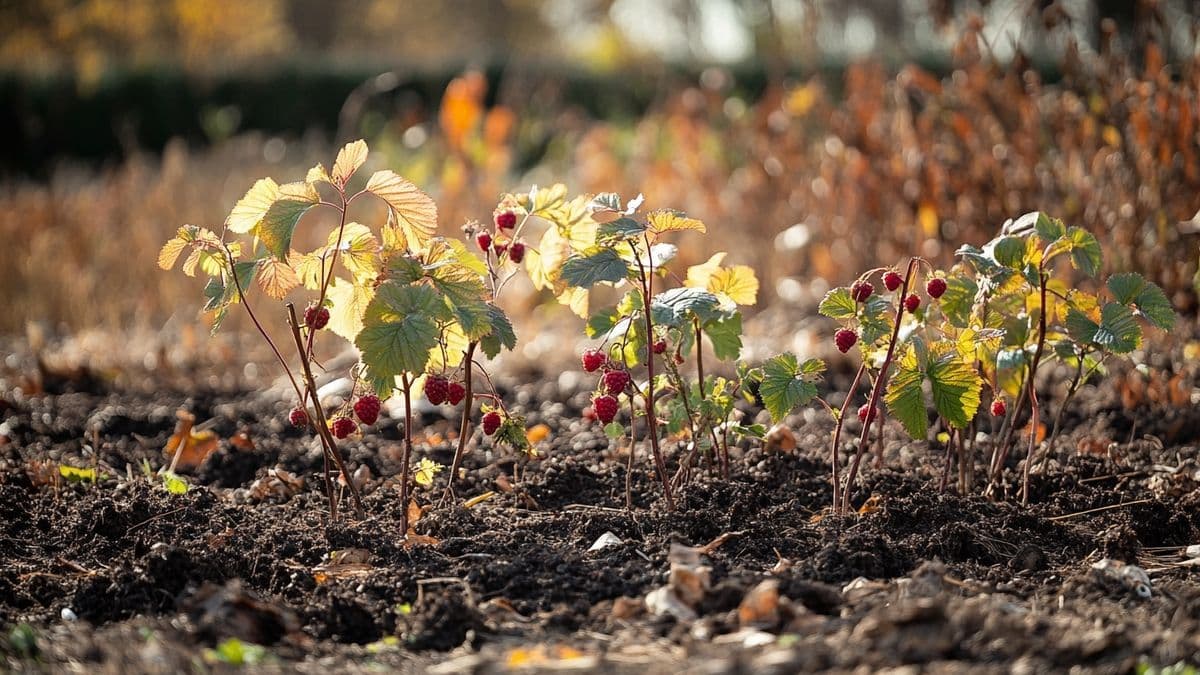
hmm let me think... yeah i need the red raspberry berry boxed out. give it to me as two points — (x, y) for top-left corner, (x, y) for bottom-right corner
(904, 294), (921, 313)
(883, 271), (903, 292)
(991, 399), (1007, 417)
(835, 329), (858, 353)
(305, 304), (330, 330)
(652, 340), (667, 355)
(582, 349), (606, 373)
(476, 231), (492, 252)
(446, 381), (466, 406)
(857, 404), (878, 424)
(601, 369), (631, 396)
(481, 411), (502, 436)
(288, 407), (308, 427)
(508, 241), (525, 263)
(926, 277), (947, 299)
(494, 210), (517, 230)
(851, 280), (874, 302)
(354, 395), (381, 426)
(424, 375), (449, 405)
(592, 395), (619, 424)
(331, 417), (357, 439)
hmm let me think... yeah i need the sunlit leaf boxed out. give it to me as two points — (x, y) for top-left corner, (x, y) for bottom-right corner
(255, 258), (299, 299)
(356, 282), (444, 379)
(365, 170), (438, 250)
(818, 287), (856, 319)
(685, 252), (727, 289)
(647, 209), (706, 235)
(885, 346), (927, 438)
(413, 458), (443, 487)
(327, 276), (375, 342)
(331, 139), (368, 187)
(927, 346), (983, 430)
(259, 184), (319, 260)
(1066, 302), (1142, 354)
(708, 265), (758, 306)
(760, 353), (824, 422)
(326, 222), (380, 282)
(561, 249), (629, 287)
(226, 178), (278, 234)
(158, 235), (188, 270)
(1107, 273), (1176, 330)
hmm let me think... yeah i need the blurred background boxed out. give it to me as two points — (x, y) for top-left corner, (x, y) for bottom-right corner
(2, 0), (1199, 381)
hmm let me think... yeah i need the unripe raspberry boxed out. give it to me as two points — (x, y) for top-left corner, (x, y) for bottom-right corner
(592, 395), (619, 424)
(476, 231), (492, 252)
(857, 404), (878, 424)
(904, 294), (921, 313)
(354, 395), (381, 425)
(926, 277), (948, 299)
(851, 280), (874, 302)
(331, 417), (357, 439)
(424, 375), (449, 405)
(652, 339), (667, 355)
(481, 411), (502, 436)
(446, 381), (466, 406)
(288, 407), (308, 427)
(835, 328), (858, 353)
(883, 271), (903, 292)
(305, 304), (330, 330)
(991, 399), (1007, 417)
(582, 349), (606, 373)
(601, 369), (631, 396)
(508, 241), (526, 263)
(495, 210), (517, 230)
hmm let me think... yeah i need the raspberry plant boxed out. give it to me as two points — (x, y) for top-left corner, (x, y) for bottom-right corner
(160, 140), (523, 528)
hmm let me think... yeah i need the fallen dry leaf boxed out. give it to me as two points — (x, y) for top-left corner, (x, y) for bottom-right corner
(164, 410), (220, 471)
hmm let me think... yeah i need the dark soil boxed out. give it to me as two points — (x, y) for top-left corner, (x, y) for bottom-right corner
(2, 347), (1199, 673)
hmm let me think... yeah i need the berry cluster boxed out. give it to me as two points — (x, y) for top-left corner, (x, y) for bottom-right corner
(423, 375), (467, 406)
(475, 210), (526, 264)
(833, 269), (948, 353)
(580, 347), (637, 428)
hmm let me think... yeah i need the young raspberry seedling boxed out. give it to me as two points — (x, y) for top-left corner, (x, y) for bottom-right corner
(651, 339), (667, 355)
(592, 395), (619, 424)
(354, 395), (381, 426)
(331, 417), (357, 439)
(991, 399), (1007, 417)
(883, 270), (903, 292)
(508, 241), (526, 263)
(475, 231), (492, 252)
(926, 277), (947, 299)
(581, 349), (606, 373)
(494, 210), (517, 230)
(904, 294), (921, 312)
(481, 411), (502, 436)
(835, 328), (858, 353)
(851, 280), (874, 302)
(601, 369), (632, 396)
(446, 381), (466, 406)
(304, 304), (330, 330)
(288, 407), (308, 427)
(424, 375), (450, 405)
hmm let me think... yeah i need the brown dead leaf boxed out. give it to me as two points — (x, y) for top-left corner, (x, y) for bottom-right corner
(764, 423), (796, 453)
(164, 410), (220, 471)
(738, 579), (782, 628)
(857, 495), (883, 515)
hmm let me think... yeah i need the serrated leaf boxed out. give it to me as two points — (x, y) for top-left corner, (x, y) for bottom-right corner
(647, 209), (705, 234)
(413, 458), (443, 487)
(356, 282), (443, 379)
(927, 347), (982, 430)
(703, 313), (743, 361)
(365, 170), (438, 250)
(650, 287), (723, 327)
(585, 307), (620, 339)
(759, 353), (823, 422)
(561, 249), (629, 287)
(1107, 273), (1175, 330)
(425, 237), (488, 276)
(478, 304), (516, 358)
(255, 258), (300, 299)
(226, 178), (279, 234)
(428, 321), (469, 371)
(708, 265), (758, 306)
(939, 275), (977, 328)
(158, 236), (188, 270)
(326, 277), (375, 342)
(306, 163), (331, 185)
(260, 196), (316, 261)
(290, 249), (333, 290)
(818, 287), (856, 319)
(597, 217), (646, 241)
(884, 348), (927, 439)
(326, 222), (380, 282)
(604, 422), (625, 439)
(1066, 302), (1142, 354)
(1033, 212), (1066, 241)
(994, 236), (1027, 269)
(1066, 227), (1102, 276)
(331, 139), (368, 187)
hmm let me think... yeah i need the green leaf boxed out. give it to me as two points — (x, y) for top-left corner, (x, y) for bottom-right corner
(650, 287), (723, 327)
(818, 287), (856, 319)
(604, 422), (626, 439)
(1034, 212), (1067, 241)
(259, 197), (315, 261)
(858, 294), (894, 345)
(1066, 227), (1102, 276)
(926, 347), (983, 430)
(585, 307), (620, 339)
(884, 348), (928, 439)
(939, 276), (977, 328)
(703, 312), (743, 361)
(1066, 302), (1142, 354)
(993, 236), (1027, 269)
(478, 304), (516, 359)
(560, 249), (630, 287)
(597, 217), (646, 241)
(356, 282), (443, 380)
(759, 353), (823, 422)
(1107, 273), (1175, 330)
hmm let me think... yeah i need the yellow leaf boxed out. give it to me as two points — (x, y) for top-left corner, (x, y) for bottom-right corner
(365, 170), (438, 250)
(557, 286), (590, 319)
(306, 163), (331, 185)
(709, 265), (758, 306)
(326, 222), (380, 282)
(525, 423), (551, 444)
(427, 321), (468, 370)
(381, 209), (407, 253)
(278, 181), (319, 204)
(158, 237), (188, 270)
(255, 258), (299, 299)
(288, 250), (331, 291)
(59, 465), (98, 482)
(647, 209), (706, 235)
(414, 458), (443, 486)
(685, 252), (727, 289)
(226, 177), (279, 234)
(326, 277), (375, 342)
(331, 140), (368, 187)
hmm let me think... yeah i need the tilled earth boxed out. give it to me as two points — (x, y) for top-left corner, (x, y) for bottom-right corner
(1, 348), (1199, 673)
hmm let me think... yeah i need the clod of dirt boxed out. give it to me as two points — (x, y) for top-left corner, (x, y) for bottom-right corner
(184, 580), (300, 646)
